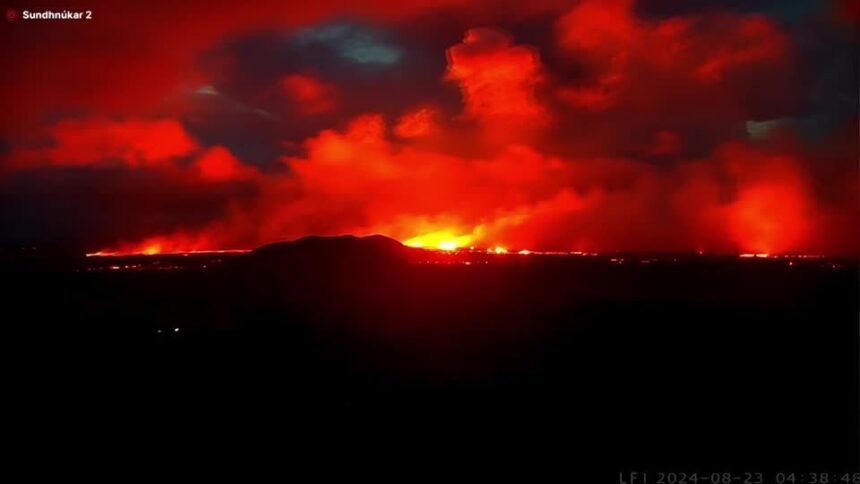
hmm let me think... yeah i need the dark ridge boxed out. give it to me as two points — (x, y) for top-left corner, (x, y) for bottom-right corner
(252, 233), (404, 255)
(246, 234), (423, 268)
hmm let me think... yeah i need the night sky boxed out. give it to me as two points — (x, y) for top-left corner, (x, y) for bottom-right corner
(1, 0), (858, 255)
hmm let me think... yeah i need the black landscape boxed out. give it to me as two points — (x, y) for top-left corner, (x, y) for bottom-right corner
(3, 235), (857, 473)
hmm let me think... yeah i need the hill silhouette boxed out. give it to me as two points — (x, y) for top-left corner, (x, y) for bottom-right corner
(252, 233), (412, 259)
(244, 234), (422, 272)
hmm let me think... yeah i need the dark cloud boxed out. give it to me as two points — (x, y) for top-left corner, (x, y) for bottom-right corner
(635, 0), (826, 22)
(294, 22), (404, 65)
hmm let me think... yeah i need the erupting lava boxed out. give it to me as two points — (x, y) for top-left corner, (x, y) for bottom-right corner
(10, 1), (853, 259)
(86, 234), (250, 257)
(403, 230), (475, 251)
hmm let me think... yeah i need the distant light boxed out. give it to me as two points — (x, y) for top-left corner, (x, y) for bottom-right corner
(492, 246), (508, 254)
(518, 249), (531, 255)
(173, 327), (180, 333)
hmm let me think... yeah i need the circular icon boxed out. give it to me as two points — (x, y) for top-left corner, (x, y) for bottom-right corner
(5, 9), (17, 21)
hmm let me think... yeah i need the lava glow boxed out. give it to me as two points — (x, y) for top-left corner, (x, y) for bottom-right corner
(86, 248), (250, 257)
(404, 231), (474, 251)
(86, 234), (250, 257)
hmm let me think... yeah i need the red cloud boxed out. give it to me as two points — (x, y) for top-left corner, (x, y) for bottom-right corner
(281, 73), (339, 115)
(556, 0), (790, 110)
(4, 118), (259, 186)
(692, 16), (788, 84)
(394, 106), (440, 139)
(7, 118), (198, 169)
(195, 146), (258, 182)
(446, 28), (548, 131)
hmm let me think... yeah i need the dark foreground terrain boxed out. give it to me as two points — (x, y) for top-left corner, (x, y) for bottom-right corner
(3, 236), (858, 474)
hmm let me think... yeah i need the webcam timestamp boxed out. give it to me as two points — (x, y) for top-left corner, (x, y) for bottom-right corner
(618, 472), (860, 484)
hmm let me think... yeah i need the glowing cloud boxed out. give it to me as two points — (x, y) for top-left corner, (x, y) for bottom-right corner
(8, 118), (198, 169)
(281, 73), (339, 115)
(446, 28), (547, 128)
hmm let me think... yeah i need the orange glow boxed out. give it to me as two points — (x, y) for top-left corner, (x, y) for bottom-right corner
(86, 118), (842, 257)
(87, 248), (250, 257)
(404, 230), (473, 251)
(722, 147), (811, 255)
(88, 233), (246, 256)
